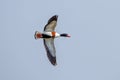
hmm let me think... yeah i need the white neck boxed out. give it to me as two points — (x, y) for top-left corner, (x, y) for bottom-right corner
(55, 32), (60, 38)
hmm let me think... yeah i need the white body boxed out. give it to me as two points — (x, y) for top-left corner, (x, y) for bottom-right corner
(43, 32), (60, 38)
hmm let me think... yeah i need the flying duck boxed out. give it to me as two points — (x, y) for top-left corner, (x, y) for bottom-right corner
(34, 15), (70, 66)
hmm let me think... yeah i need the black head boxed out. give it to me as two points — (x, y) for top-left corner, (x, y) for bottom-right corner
(60, 33), (70, 37)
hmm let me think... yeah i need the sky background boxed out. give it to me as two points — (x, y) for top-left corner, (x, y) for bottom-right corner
(0, 0), (120, 80)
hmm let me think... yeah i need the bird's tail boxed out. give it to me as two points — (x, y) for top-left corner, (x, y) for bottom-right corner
(34, 31), (42, 39)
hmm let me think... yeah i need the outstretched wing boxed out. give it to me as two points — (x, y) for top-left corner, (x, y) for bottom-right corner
(43, 38), (57, 65)
(44, 15), (58, 32)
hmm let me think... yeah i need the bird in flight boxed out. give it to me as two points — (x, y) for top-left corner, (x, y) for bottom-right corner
(34, 15), (70, 66)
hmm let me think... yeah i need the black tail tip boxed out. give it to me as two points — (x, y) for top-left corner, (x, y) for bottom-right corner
(34, 31), (37, 39)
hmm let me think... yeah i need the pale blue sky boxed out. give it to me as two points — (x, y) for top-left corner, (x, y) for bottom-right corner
(0, 0), (120, 80)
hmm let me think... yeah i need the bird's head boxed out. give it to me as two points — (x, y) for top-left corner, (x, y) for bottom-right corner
(60, 33), (70, 37)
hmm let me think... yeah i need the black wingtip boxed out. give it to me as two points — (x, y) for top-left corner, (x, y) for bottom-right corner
(48, 15), (58, 24)
(46, 49), (57, 66)
(47, 53), (57, 66)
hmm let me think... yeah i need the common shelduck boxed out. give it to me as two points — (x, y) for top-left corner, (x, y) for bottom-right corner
(34, 15), (70, 66)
